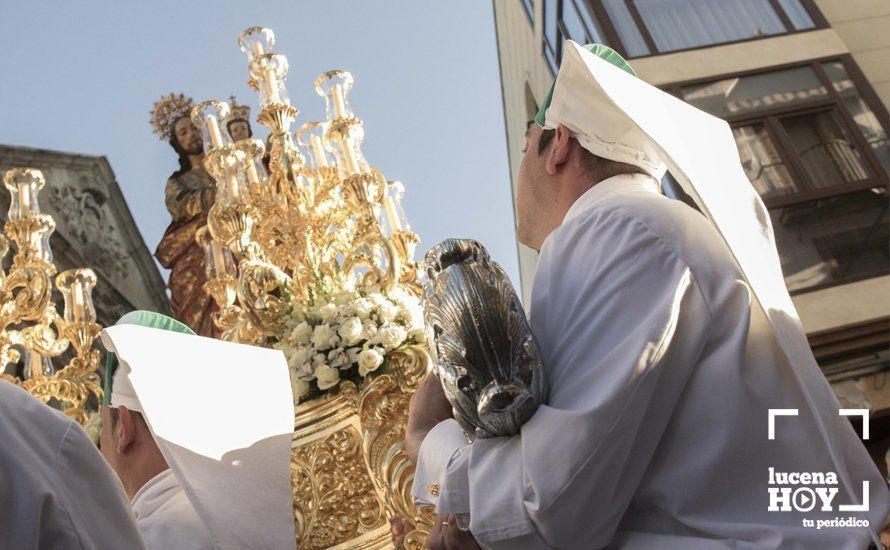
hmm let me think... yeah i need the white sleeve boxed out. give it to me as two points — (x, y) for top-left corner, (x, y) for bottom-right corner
(411, 419), (470, 508)
(417, 210), (715, 549)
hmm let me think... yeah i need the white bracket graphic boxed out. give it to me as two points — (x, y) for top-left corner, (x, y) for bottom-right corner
(839, 409), (870, 440)
(768, 409), (798, 440)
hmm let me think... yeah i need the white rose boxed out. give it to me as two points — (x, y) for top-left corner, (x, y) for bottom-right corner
(376, 300), (399, 323)
(353, 298), (374, 320)
(406, 302), (425, 331)
(377, 323), (407, 351)
(290, 371), (310, 401)
(357, 348), (384, 376)
(289, 306), (307, 324)
(346, 347), (362, 366)
(387, 287), (410, 304)
(317, 303), (338, 324)
(362, 321), (378, 341)
(338, 316), (363, 346)
(287, 347), (311, 371)
(334, 291), (355, 306)
(327, 348), (349, 369)
(315, 364), (340, 390)
(291, 322), (313, 345)
(311, 324), (338, 351)
(408, 327), (427, 343)
(337, 304), (355, 320)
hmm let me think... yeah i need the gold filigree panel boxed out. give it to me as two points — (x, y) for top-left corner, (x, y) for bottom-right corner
(292, 418), (386, 548)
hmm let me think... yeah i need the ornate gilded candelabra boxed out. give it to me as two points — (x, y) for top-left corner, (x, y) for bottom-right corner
(0, 168), (102, 426)
(197, 27), (431, 548)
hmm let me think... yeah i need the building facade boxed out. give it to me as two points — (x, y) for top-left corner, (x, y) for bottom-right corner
(0, 145), (170, 326)
(493, 0), (890, 471)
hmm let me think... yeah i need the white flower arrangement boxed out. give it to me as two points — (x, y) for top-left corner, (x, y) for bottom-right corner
(277, 287), (426, 402)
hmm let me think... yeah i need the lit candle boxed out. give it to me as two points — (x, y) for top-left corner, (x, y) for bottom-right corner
(18, 184), (30, 218)
(332, 84), (347, 119)
(384, 196), (404, 232)
(311, 135), (328, 167)
(211, 242), (227, 277)
(72, 284), (85, 323)
(206, 115), (224, 148)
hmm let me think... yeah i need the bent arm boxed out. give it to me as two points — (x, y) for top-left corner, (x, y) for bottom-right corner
(413, 211), (713, 548)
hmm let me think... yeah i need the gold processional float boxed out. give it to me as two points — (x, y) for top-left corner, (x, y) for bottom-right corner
(193, 27), (433, 548)
(0, 168), (103, 429)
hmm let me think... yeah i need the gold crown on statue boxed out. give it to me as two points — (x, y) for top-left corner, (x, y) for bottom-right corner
(149, 92), (196, 140)
(226, 95), (251, 124)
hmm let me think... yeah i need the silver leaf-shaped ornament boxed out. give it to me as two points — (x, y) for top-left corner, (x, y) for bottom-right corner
(423, 239), (547, 438)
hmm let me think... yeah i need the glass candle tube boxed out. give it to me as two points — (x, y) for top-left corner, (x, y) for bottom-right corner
(192, 101), (233, 153)
(250, 54), (291, 109)
(3, 168), (44, 221)
(22, 349), (53, 380)
(314, 71), (355, 121)
(296, 122), (332, 169)
(197, 227), (236, 279)
(238, 27), (275, 63)
(56, 269), (97, 325)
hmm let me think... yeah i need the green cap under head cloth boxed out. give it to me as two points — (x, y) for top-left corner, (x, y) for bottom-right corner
(104, 310), (195, 406)
(534, 43), (636, 127)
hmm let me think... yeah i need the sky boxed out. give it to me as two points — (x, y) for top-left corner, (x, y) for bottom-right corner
(0, 1), (520, 286)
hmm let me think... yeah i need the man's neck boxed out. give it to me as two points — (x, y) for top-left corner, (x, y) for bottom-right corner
(124, 458), (170, 501)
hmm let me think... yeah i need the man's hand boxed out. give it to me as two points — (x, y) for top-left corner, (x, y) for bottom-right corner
(389, 516), (408, 548)
(405, 372), (453, 464)
(428, 514), (480, 550)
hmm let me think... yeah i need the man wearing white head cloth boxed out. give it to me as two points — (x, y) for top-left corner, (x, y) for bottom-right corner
(100, 310), (295, 550)
(406, 42), (889, 549)
(100, 311), (213, 549)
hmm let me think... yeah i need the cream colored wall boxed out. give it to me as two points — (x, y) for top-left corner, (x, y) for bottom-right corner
(630, 29), (848, 86)
(494, 0), (889, 326)
(793, 276), (890, 333)
(815, 0), (890, 107)
(493, 0), (553, 304)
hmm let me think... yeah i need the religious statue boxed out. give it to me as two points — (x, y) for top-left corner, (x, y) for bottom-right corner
(150, 93), (220, 337)
(225, 96), (253, 142)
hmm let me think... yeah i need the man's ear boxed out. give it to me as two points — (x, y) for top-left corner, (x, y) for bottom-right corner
(116, 405), (136, 455)
(545, 124), (572, 175)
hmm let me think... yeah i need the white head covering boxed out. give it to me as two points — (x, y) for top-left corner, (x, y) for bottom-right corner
(551, 39), (882, 547)
(541, 42), (666, 180)
(101, 321), (296, 549)
(109, 359), (142, 412)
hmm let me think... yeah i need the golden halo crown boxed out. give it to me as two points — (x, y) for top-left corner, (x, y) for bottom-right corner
(149, 93), (195, 140)
(226, 96), (251, 124)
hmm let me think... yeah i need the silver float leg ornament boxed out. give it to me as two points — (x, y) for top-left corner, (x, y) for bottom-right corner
(423, 239), (548, 439)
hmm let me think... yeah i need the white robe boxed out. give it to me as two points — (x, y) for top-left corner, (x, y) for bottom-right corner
(132, 469), (213, 550)
(101, 325), (297, 549)
(413, 174), (889, 549)
(0, 380), (146, 549)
